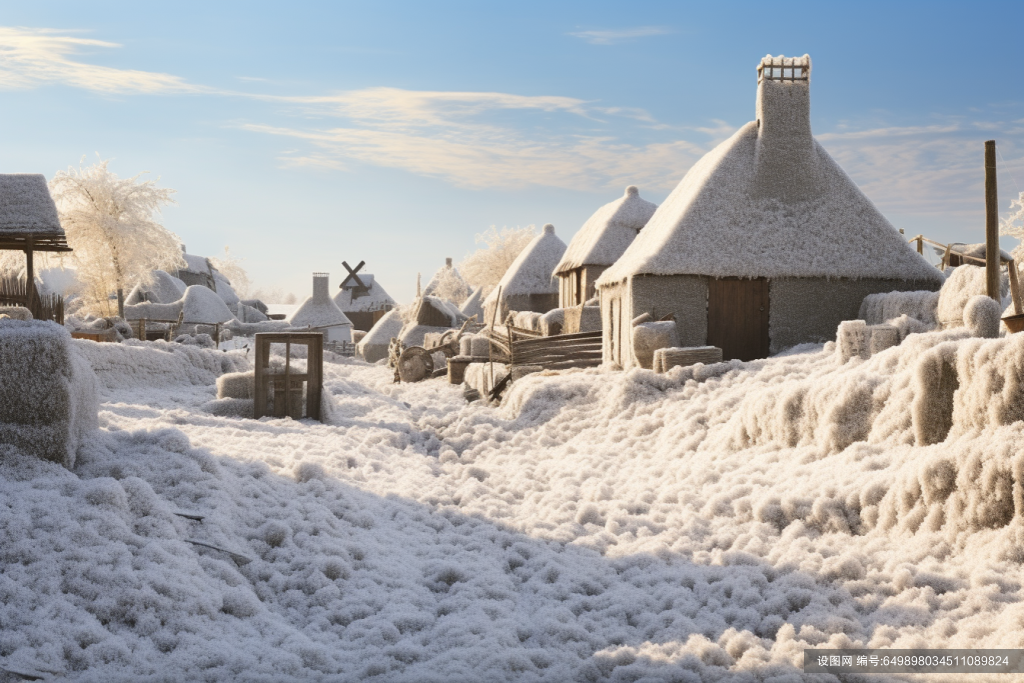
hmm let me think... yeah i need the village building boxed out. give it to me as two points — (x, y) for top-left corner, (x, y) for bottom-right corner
(460, 286), (484, 322)
(483, 224), (566, 323)
(333, 273), (395, 332)
(555, 186), (657, 308)
(0, 174), (72, 322)
(596, 55), (943, 366)
(288, 272), (353, 344)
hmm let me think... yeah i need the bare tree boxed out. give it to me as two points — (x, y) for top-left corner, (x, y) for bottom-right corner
(458, 225), (536, 296)
(50, 159), (183, 316)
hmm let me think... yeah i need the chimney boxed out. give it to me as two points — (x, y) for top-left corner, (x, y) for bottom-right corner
(312, 272), (330, 303)
(446, 257), (452, 268)
(752, 54), (819, 199)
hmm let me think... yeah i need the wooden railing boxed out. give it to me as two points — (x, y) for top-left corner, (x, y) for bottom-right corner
(908, 235), (1022, 315)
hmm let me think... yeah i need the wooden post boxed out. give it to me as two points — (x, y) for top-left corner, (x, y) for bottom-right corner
(916, 236), (923, 255)
(24, 236), (34, 316)
(117, 288), (125, 319)
(488, 285), (502, 390)
(1009, 259), (1023, 315)
(139, 318), (146, 341)
(985, 140), (1000, 302)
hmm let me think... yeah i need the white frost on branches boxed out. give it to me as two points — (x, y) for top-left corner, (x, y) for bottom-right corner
(50, 159), (184, 315)
(458, 225), (536, 296)
(1001, 191), (1024, 261)
(209, 246), (251, 299)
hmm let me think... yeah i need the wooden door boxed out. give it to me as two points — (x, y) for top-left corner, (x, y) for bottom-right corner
(707, 277), (769, 361)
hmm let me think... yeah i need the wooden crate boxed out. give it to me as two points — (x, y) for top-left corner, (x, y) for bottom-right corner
(253, 332), (323, 421)
(654, 346), (723, 373)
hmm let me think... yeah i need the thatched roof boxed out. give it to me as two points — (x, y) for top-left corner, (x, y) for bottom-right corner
(0, 174), (70, 252)
(599, 55), (941, 287)
(484, 224), (567, 305)
(555, 186), (656, 275)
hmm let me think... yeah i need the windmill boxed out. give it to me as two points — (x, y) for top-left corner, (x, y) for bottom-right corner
(339, 260), (369, 300)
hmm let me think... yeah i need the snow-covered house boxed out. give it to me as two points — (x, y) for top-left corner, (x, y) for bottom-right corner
(483, 224), (567, 324)
(555, 186), (657, 308)
(423, 258), (470, 303)
(596, 55), (943, 366)
(333, 273), (396, 332)
(0, 174), (72, 320)
(288, 273), (353, 344)
(175, 252), (217, 290)
(460, 286), (484, 322)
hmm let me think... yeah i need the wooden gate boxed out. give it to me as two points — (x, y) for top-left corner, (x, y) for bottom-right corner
(707, 277), (769, 361)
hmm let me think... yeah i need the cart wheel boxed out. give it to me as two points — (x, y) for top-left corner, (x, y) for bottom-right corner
(398, 346), (434, 382)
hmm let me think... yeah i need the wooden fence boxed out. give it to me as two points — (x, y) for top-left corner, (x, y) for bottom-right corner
(0, 276), (64, 324)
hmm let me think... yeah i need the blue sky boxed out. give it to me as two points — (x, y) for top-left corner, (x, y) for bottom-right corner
(2, 1), (1023, 302)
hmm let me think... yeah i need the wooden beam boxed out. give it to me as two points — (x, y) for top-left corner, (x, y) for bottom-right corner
(985, 140), (1000, 302)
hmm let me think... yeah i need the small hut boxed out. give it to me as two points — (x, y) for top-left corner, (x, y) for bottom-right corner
(333, 271), (396, 332)
(357, 308), (404, 363)
(0, 174), (71, 322)
(484, 224), (567, 323)
(555, 186), (657, 308)
(597, 55), (943, 366)
(288, 273), (353, 343)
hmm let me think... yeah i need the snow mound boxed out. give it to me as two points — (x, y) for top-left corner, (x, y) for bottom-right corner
(182, 285), (234, 325)
(859, 289), (939, 327)
(75, 338), (247, 392)
(936, 265), (1007, 327)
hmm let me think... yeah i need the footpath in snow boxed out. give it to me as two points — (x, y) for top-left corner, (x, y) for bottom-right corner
(3, 332), (1024, 682)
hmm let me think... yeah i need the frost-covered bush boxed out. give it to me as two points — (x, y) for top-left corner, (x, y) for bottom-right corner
(458, 225), (537, 296)
(0, 320), (98, 467)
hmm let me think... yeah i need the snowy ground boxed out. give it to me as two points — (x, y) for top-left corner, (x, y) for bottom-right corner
(4, 332), (1024, 682)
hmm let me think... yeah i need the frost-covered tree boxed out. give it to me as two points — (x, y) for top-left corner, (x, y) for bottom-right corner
(1001, 191), (1024, 264)
(459, 225), (536, 296)
(210, 246), (251, 299)
(50, 159), (183, 317)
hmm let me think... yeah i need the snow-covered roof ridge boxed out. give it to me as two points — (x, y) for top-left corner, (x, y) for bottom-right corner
(555, 186), (657, 275)
(289, 273), (352, 329)
(598, 55), (941, 286)
(485, 224), (567, 303)
(333, 274), (396, 313)
(0, 174), (64, 234)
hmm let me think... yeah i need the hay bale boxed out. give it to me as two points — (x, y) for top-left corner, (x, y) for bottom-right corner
(654, 346), (723, 373)
(0, 306), (32, 321)
(936, 265), (1007, 328)
(964, 295), (1000, 338)
(540, 309), (564, 336)
(868, 324), (900, 355)
(912, 343), (959, 446)
(0, 320), (98, 467)
(217, 371), (255, 399)
(836, 320), (870, 363)
(631, 321), (679, 370)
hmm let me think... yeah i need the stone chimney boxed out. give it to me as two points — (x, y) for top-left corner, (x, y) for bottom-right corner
(753, 54), (819, 200)
(312, 272), (330, 303)
(446, 257), (452, 268)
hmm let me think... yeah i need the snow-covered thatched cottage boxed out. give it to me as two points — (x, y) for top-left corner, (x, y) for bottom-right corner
(333, 272), (395, 332)
(596, 55), (943, 366)
(423, 258), (470, 304)
(555, 186), (657, 308)
(484, 224), (567, 324)
(288, 273), (353, 343)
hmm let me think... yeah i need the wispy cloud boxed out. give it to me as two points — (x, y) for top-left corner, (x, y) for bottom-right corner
(818, 120), (1024, 218)
(241, 88), (712, 190)
(0, 26), (203, 93)
(568, 26), (673, 45)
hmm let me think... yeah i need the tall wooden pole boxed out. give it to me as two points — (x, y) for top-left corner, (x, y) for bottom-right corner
(24, 236), (35, 317)
(985, 140), (1000, 302)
